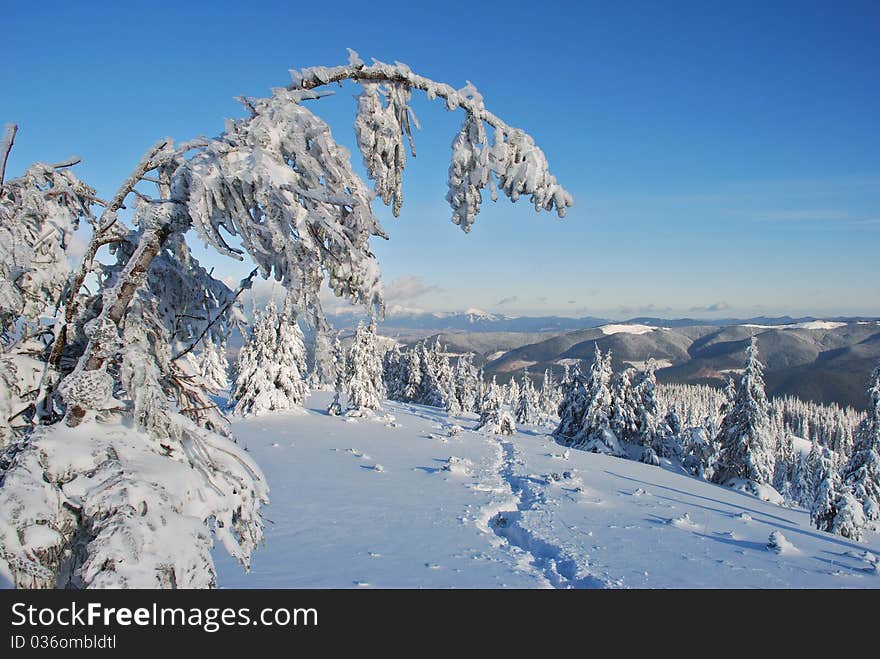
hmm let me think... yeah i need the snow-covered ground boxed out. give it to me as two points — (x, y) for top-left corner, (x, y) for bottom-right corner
(599, 323), (663, 335)
(214, 391), (880, 589)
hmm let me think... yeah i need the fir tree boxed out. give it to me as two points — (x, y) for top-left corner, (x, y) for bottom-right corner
(231, 301), (307, 415)
(632, 360), (659, 450)
(200, 334), (229, 392)
(506, 377), (521, 408)
(554, 362), (587, 443)
(327, 334), (346, 416)
(346, 319), (385, 412)
(610, 367), (637, 444)
(272, 303), (308, 409)
(382, 344), (404, 401)
(309, 324), (337, 391)
(712, 337), (775, 487)
(811, 446), (840, 533)
(401, 345), (422, 403)
(538, 368), (560, 422)
(840, 363), (880, 522)
(454, 352), (480, 413)
(231, 302), (281, 416)
(515, 368), (538, 425)
(572, 346), (623, 456)
(477, 381), (516, 435)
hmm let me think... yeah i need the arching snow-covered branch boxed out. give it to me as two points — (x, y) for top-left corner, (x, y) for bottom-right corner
(290, 51), (573, 232)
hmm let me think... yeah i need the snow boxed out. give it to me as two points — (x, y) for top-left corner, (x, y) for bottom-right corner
(599, 324), (662, 336)
(790, 321), (847, 330)
(496, 359), (538, 372)
(464, 308), (501, 322)
(742, 321), (847, 331)
(214, 391), (880, 588)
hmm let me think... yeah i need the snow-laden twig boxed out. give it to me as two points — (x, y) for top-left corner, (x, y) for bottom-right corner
(0, 123), (17, 191)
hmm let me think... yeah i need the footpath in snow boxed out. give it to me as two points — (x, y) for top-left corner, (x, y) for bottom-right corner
(214, 391), (880, 588)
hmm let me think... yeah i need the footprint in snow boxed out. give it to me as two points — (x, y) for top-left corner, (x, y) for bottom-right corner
(424, 563), (441, 570)
(362, 464), (385, 472)
(367, 552), (382, 558)
(353, 581), (371, 587)
(271, 442), (280, 448)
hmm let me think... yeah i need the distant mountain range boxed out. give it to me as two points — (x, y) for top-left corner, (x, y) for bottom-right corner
(229, 309), (880, 411)
(470, 320), (880, 411)
(327, 307), (878, 335)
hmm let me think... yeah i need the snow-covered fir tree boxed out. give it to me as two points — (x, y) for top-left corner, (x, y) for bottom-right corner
(454, 352), (480, 413)
(231, 301), (307, 415)
(414, 340), (449, 408)
(382, 343), (405, 402)
(308, 324), (337, 391)
(632, 360), (659, 448)
(401, 345), (422, 403)
(811, 445), (841, 533)
(346, 319), (385, 413)
(199, 334), (229, 392)
(514, 368), (538, 425)
(554, 362), (587, 443)
(327, 334), (346, 416)
(609, 367), (637, 445)
(273, 302), (309, 408)
(840, 363), (880, 524)
(831, 486), (867, 541)
(571, 346), (623, 456)
(538, 368), (560, 422)
(712, 337), (775, 488)
(506, 376), (521, 408)
(231, 302), (281, 416)
(474, 366), (486, 414)
(476, 380), (516, 435)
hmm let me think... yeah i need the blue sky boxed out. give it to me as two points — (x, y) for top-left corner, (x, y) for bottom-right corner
(3, 0), (878, 319)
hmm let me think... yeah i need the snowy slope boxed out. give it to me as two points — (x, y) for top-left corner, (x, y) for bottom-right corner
(214, 392), (880, 589)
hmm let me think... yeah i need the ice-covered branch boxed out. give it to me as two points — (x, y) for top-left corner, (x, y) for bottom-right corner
(0, 123), (17, 191)
(290, 52), (573, 231)
(171, 268), (259, 362)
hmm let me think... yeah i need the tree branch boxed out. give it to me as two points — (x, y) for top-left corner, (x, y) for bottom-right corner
(171, 268), (259, 362)
(288, 59), (510, 133)
(0, 123), (18, 192)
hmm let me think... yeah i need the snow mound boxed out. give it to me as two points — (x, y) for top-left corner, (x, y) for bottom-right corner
(767, 531), (799, 555)
(441, 456), (473, 476)
(724, 479), (785, 504)
(668, 513), (700, 529)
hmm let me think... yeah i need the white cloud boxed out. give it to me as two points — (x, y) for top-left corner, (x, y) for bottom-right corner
(384, 275), (440, 302)
(689, 301), (730, 313)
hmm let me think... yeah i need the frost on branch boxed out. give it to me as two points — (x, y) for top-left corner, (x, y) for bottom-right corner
(291, 53), (572, 234)
(181, 88), (385, 317)
(0, 418), (266, 588)
(354, 82), (418, 217)
(0, 163), (94, 332)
